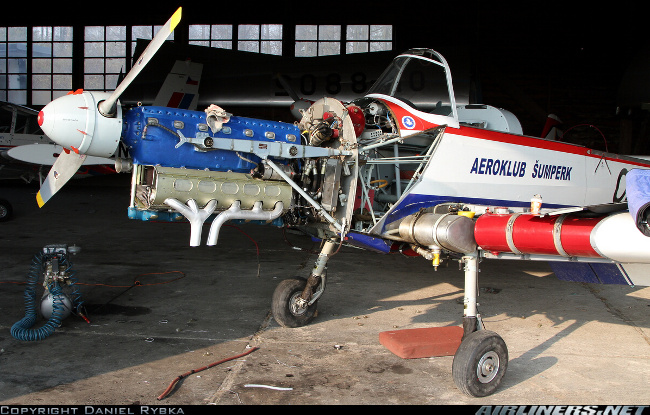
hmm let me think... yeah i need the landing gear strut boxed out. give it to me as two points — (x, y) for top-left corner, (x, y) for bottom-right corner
(452, 253), (508, 397)
(272, 239), (337, 328)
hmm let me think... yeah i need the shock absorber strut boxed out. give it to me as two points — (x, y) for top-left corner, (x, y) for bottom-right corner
(461, 252), (482, 338)
(300, 239), (338, 304)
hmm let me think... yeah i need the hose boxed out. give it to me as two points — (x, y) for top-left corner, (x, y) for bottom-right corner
(157, 347), (260, 400)
(10, 251), (79, 341)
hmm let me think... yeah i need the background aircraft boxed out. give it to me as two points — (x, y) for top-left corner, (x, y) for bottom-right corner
(121, 40), (474, 122)
(0, 100), (54, 182)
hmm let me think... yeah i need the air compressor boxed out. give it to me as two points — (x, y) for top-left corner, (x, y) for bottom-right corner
(11, 244), (85, 341)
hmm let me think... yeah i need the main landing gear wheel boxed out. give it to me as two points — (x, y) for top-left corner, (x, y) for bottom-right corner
(0, 198), (13, 222)
(452, 330), (508, 397)
(272, 277), (318, 328)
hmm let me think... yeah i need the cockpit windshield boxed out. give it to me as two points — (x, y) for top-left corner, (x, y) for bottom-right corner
(366, 49), (457, 116)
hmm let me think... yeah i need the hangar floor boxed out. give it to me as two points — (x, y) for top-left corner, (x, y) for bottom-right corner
(0, 176), (649, 406)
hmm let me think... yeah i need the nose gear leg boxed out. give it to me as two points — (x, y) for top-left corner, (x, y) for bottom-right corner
(461, 252), (481, 338)
(299, 239), (338, 305)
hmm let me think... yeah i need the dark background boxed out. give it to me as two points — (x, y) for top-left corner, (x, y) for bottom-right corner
(4, 1), (648, 153)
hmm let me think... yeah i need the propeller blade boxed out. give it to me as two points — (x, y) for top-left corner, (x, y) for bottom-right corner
(275, 73), (301, 102)
(36, 150), (87, 208)
(275, 73), (315, 120)
(98, 7), (182, 116)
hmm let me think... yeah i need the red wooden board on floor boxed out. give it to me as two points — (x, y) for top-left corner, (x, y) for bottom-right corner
(379, 326), (464, 359)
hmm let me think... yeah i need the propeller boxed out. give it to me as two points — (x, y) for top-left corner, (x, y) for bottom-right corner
(275, 73), (314, 120)
(98, 7), (182, 117)
(36, 150), (87, 208)
(36, 7), (182, 207)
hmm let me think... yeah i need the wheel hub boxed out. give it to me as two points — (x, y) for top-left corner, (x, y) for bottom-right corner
(477, 351), (500, 383)
(289, 292), (309, 316)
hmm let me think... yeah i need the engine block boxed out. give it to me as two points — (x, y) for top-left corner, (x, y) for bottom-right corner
(133, 165), (292, 212)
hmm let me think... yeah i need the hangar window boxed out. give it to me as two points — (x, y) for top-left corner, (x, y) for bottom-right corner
(131, 25), (175, 55)
(295, 25), (341, 57)
(189, 24), (282, 56)
(295, 25), (392, 57)
(84, 26), (127, 92)
(31, 26), (73, 105)
(189, 24), (233, 50)
(238, 24), (282, 56)
(1, 27), (28, 104)
(346, 25), (392, 54)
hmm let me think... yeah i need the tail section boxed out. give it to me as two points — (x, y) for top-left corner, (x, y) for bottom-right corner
(541, 114), (563, 140)
(154, 60), (203, 110)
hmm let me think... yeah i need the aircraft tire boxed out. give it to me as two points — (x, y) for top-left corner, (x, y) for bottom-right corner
(271, 277), (318, 328)
(452, 330), (508, 397)
(0, 198), (13, 222)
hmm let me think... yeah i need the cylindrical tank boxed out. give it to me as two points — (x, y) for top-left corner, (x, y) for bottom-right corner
(474, 211), (650, 263)
(40, 292), (73, 320)
(474, 213), (603, 257)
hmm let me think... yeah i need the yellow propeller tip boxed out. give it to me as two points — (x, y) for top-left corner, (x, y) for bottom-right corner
(36, 192), (45, 208)
(170, 7), (182, 32)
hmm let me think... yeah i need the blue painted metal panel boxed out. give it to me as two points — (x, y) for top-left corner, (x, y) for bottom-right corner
(127, 207), (284, 227)
(128, 207), (185, 222)
(589, 263), (630, 285)
(122, 106), (300, 172)
(550, 262), (630, 285)
(550, 262), (601, 284)
(626, 168), (650, 236)
(344, 232), (392, 253)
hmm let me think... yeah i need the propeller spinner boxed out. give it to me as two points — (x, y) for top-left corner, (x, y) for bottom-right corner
(38, 90), (123, 158)
(36, 7), (182, 207)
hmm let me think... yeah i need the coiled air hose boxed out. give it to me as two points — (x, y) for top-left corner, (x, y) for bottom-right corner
(11, 249), (81, 341)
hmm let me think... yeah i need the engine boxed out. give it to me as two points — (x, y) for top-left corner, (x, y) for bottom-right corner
(118, 100), (359, 246)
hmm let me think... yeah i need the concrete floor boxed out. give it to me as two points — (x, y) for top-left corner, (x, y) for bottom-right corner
(0, 176), (649, 406)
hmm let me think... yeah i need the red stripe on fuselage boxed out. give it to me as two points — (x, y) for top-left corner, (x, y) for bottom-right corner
(457, 125), (650, 168)
(379, 98), (650, 168)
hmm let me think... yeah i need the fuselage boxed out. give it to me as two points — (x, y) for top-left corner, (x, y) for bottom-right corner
(363, 95), (650, 234)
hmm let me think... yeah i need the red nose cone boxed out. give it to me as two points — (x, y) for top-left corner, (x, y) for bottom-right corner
(38, 110), (44, 126)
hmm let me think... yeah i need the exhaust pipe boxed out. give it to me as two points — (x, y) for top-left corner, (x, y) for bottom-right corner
(207, 201), (284, 246)
(398, 212), (477, 254)
(164, 199), (284, 247)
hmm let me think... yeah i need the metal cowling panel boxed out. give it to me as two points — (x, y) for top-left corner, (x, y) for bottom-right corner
(139, 165), (292, 212)
(122, 106), (300, 172)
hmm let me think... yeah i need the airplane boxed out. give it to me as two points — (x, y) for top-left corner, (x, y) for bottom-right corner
(120, 39), (439, 121)
(0, 100), (115, 183)
(0, 54), (202, 189)
(31, 7), (650, 397)
(0, 100), (53, 182)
